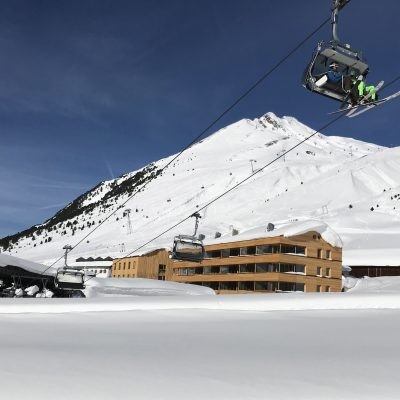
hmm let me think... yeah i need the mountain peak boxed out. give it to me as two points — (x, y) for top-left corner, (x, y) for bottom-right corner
(2, 114), (399, 268)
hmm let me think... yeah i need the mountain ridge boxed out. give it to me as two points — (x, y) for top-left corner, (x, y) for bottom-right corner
(2, 112), (400, 267)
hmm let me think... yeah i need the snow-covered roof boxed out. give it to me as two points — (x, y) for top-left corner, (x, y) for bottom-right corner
(204, 219), (343, 248)
(0, 253), (56, 276)
(69, 261), (113, 268)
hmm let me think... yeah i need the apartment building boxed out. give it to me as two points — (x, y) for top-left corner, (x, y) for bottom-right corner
(112, 221), (343, 294)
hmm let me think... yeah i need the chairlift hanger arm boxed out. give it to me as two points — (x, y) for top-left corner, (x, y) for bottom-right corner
(331, 0), (351, 43)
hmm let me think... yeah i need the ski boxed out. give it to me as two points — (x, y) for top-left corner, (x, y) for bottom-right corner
(345, 80), (384, 117)
(347, 90), (400, 118)
(328, 80), (384, 116)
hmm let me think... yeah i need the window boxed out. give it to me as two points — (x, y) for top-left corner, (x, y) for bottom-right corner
(255, 281), (275, 291)
(228, 265), (239, 273)
(317, 249), (322, 258)
(278, 282), (304, 292)
(256, 263), (273, 273)
(256, 245), (274, 254)
(326, 250), (332, 260)
(220, 266), (230, 274)
(220, 281), (237, 291)
(240, 246), (256, 256)
(221, 249), (230, 258)
(325, 268), (331, 277)
(203, 267), (212, 274)
(238, 281), (254, 291)
(211, 266), (220, 274)
(325, 286), (330, 292)
(230, 248), (240, 257)
(239, 264), (255, 273)
(204, 282), (219, 290)
(209, 250), (221, 258)
(316, 267), (322, 276)
(316, 285), (321, 292)
(158, 264), (166, 273)
(123, 262), (126, 270)
(128, 262), (131, 269)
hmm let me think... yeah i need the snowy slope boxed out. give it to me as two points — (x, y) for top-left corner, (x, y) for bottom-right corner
(1, 282), (400, 399)
(2, 112), (400, 268)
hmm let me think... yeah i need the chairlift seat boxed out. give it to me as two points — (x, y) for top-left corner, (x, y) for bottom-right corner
(172, 235), (205, 263)
(55, 269), (85, 290)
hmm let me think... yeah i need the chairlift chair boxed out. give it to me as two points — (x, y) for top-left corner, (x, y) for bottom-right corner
(171, 212), (205, 263)
(54, 268), (85, 290)
(302, 0), (370, 104)
(172, 234), (205, 263)
(54, 245), (85, 291)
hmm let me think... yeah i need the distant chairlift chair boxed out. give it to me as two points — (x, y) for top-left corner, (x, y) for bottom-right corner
(54, 245), (85, 290)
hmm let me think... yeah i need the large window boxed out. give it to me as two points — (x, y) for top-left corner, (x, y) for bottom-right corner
(255, 281), (276, 291)
(221, 249), (230, 258)
(239, 264), (255, 273)
(256, 245), (277, 254)
(280, 245), (306, 255)
(278, 282), (305, 292)
(238, 281), (254, 291)
(206, 250), (221, 259)
(240, 246), (256, 256)
(211, 266), (220, 274)
(219, 281), (237, 291)
(230, 248), (240, 257)
(256, 263), (273, 273)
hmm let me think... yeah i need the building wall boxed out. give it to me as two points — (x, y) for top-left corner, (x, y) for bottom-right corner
(112, 250), (169, 280)
(168, 231), (342, 293)
(111, 231), (342, 294)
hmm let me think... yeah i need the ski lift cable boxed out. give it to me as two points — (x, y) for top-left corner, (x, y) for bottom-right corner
(119, 112), (346, 259)
(119, 71), (400, 260)
(40, 16), (332, 276)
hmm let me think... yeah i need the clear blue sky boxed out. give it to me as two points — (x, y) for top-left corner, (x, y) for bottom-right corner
(1, 0), (399, 237)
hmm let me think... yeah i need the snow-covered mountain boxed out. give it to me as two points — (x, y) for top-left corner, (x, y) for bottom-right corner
(2, 112), (400, 267)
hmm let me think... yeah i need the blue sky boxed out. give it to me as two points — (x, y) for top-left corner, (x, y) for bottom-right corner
(1, 0), (399, 237)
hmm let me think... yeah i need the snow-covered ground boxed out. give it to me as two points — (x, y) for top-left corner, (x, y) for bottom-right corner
(1, 276), (400, 400)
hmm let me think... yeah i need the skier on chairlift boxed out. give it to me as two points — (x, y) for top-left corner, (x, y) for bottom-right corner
(343, 71), (378, 106)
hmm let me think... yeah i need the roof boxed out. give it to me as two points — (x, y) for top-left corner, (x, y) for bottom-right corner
(204, 219), (343, 248)
(69, 261), (113, 268)
(0, 253), (57, 276)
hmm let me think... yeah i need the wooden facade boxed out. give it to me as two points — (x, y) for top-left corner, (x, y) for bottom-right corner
(112, 230), (343, 294)
(112, 249), (169, 281)
(169, 231), (342, 294)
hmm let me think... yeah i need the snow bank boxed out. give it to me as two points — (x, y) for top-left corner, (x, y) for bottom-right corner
(83, 277), (215, 297)
(1, 291), (400, 314)
(344, 275), (400, 293)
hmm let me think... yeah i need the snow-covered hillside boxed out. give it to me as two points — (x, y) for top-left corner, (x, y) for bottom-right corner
(2, 112), (400, 268)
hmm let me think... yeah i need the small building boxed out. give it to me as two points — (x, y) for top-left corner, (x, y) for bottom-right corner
(112, 220), (343, 294)
(71, 256), (114, 278)
(112, 249), (169, 281)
